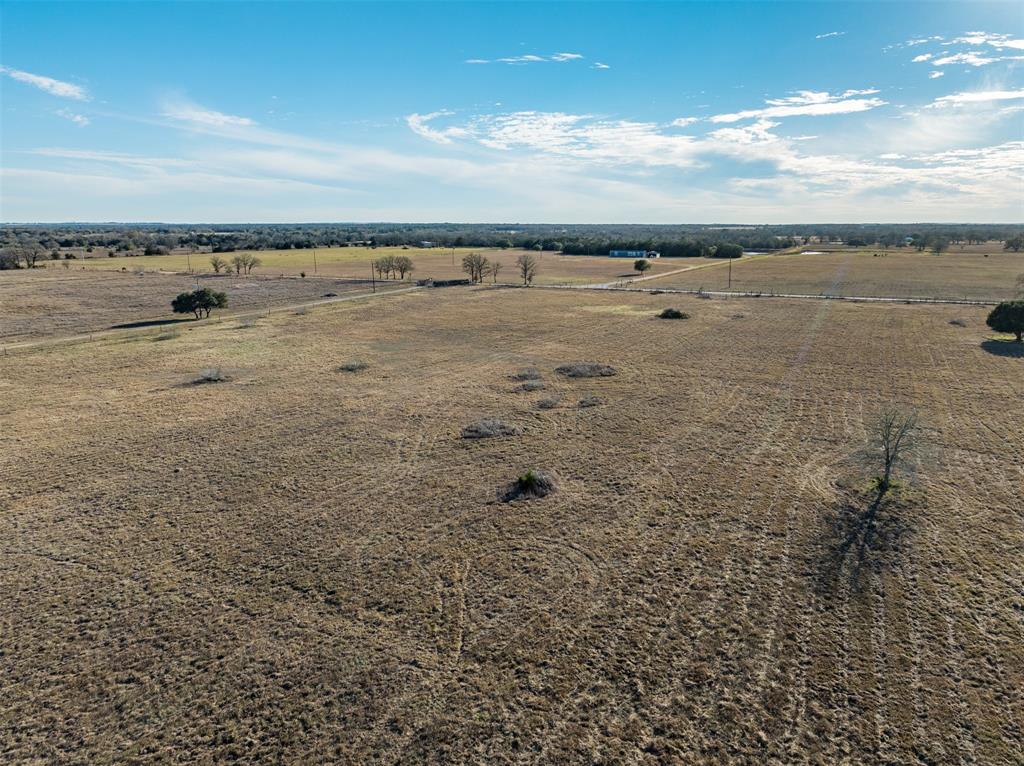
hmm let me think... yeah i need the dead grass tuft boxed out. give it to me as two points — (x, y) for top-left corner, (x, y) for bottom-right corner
(555, 362), (617, 378)
(461, 418), (520, 439)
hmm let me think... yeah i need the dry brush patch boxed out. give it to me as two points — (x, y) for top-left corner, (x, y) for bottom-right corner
(0, 288), (1021, 764)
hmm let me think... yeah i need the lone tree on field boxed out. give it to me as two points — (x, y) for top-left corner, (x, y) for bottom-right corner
(487, 261), (503, 283)
(462, 252), (489, 283)
(861, 405), (920, 495)
(634, 258), (651, 276)
(393, 255), (413, 279)
(516, 254), (538, 285)
(209, 255), (227, 273)
(172, 288), (228, 319)
(930, 236), (950, 256)
(715, 242), (743, 259)
(986, 300), (1024, 343)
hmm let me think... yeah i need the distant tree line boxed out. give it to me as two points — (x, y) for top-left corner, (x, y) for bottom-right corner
(2, 223), (1021, 265)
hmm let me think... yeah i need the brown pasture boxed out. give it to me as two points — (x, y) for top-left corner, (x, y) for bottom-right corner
(1, 286), (1021, 763)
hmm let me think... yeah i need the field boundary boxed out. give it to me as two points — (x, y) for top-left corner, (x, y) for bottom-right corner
(523, 283), (1002, 306)
(1, 284), (421, 355)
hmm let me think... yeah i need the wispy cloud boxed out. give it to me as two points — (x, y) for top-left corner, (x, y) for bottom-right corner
(930, 89), (1024, 106)
(162, 101), (256, 127)
(815, 31), (845, 39)
(591, 62), (611, 70)
(912, 53), (933, 62)
(945, 31), (1024, 50)
(55, 108), (89, 127)
(0, 66), (88, 100)
(465, 52), (586, 65)
(405, 110), (472, 144)
(709, 89), (885, 123)
(907, 30), (1024, 68)
(929, 71), (945, 79)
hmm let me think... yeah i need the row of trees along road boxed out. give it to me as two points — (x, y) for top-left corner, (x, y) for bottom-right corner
(462, 253), (538, 284)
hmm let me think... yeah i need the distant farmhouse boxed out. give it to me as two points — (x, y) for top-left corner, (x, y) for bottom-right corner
(610, 249), (660, 258)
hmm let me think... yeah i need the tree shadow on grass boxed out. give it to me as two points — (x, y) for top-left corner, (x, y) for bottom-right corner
(815, 484), (916, 596)
(110, 317), (195, 330)
(981, 339), (1024, 358)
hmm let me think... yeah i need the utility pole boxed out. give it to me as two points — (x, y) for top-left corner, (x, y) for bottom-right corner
(313, 250), (318, 275)
(187, 252), (192, 273)
(371, 262), (376, 293)
(728, 257), (732, 290)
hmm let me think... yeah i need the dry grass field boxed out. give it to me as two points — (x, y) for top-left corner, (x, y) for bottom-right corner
(0, 270), (403, 344)
(644, 249), (1024, 301)
(59, 246), (688, 286)
(2, 285), (1021, 764)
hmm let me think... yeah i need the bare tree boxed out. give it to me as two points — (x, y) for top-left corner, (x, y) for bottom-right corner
(393, 255), (413, 279)
(516, 254), (538, 285)
(862, 405), (919, 494)
(231, 255), (245, 275)
(462, 252), (489, 283)
(487, 261), (503, 283)
(244, 255), (261, 275)
(209, 255), (227, 273)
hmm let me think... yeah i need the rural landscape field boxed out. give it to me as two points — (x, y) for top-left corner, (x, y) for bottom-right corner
(3, 0), (1024, 762)
(3, 279), (1022, 763)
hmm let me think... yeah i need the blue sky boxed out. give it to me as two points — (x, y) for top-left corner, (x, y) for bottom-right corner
(1, 1), (1022, 222)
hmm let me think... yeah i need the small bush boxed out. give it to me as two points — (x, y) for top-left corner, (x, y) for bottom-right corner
(461, 418), (520, 439)
(658, 308), (689, 319)
(949, 318), (967, 327)
(510, 367), (542, 381)
(194, 367), (228, 384)
(555, 362), (617, 378)
(516, 380), (546, 392)
(537, 396), (561, 410)
(154, 329), (180, 341)
(505, 469), (557, 501)
(577, 396), (601, 408)
(339, 360), (369, 372)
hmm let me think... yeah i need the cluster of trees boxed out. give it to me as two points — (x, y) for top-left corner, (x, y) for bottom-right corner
(6, 223), (1021, 261)
(171, 288), (228, 319)
(987, 301), (1024, 343)
(461, 253), (537, 285)
(1004, 235), (1024, 252)
(372, 255), (414, 279)
(209, 254), (262, 274)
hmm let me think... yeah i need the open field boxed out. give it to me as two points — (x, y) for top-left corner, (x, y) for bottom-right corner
(0, 270), (405, 344)
(2, 286), (1021, 763)
(643, 249), (1024, 301)
(56, 246), (693, 286)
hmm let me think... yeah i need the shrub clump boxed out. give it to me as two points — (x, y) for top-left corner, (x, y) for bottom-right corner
(461, 418), (520, 439)
(577, 396), (602, 408)
(339, 360), (369, 372)
(516, 380), (546, 392)
(555, 362), (617, 378)
(194, 367), (228, 384)
(658, 308), (689, 319)
(536, 396), (561, 410)
(504, 469), (557, 501)
(949, 318), (967, 327)
(510, 367), (542, 381)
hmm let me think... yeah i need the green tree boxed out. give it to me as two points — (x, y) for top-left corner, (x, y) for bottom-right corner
(986, 300), (1024, 343)
(715, 243), (743, 259)
(634, 258), (651, 276)
(172, 288), (228, 319)
(209, 255), (227, 273)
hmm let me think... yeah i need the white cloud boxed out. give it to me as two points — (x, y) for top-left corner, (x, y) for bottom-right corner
(932, 51), (999, 67)
(671, 117), (699, 127)
(0, 66), (88, 100)
(929, 71), (945, 79)
(946, 32), (1024, 50)
(815, 31), (845, 39)
(592, 62), (611, 70)
(710, 90), (886, 123)
(405, 111), (471, 144)
(466, 52), (586, 65)
(912, 53), (933, 62)
(163, 101), (256, 127)
(931, 89), (1024, 106)
(55, 108), (89, 127)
